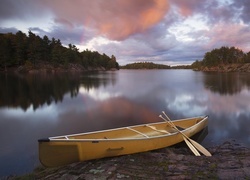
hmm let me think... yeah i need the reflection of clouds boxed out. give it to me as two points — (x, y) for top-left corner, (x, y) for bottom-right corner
(207, 89), (250, 115)
(202, 88), (250, 147)
(204, 113), (250, 147)
(54, 97), (159, 136)
(166, 94), (207, 117)
(79, 87), (121, 101)
(0, 104), (58, 120)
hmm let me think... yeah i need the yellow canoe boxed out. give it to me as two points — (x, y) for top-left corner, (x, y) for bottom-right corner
(38, 115), (208, 167)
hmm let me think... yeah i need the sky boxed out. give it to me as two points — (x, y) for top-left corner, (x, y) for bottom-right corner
(1, 0), (250, 65)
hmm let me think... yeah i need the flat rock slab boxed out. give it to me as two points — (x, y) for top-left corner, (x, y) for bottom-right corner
(10, 140), (250, 179)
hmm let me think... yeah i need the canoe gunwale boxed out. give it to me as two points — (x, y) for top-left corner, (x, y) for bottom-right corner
(41, 115), (208, 143)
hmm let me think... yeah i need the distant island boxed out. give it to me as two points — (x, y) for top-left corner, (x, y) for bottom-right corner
(0, 31), (119, 73)
(120, 62), (171, 69)
(120, 62), (192, 70)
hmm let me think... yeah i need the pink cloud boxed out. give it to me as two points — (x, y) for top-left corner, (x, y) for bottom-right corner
(169, 0), (204, 16)
(43, 0), (169, 41)
(204, 23), (250, 51)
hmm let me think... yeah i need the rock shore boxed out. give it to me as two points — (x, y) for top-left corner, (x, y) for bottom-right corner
(201, 63), (250, 72)
(2, 62), (118, 73)
(7, 140), (250, 180)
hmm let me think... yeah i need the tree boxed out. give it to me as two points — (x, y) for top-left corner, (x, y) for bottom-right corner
(201, 46), (245, 67)
(111, 55), (116, 61)
(244, 52), (250, 63)
(14, 31), (27, 65)
(0, 34), (12, 70)
(191, 60), (202, 69)
(42, 35), (51, 62)
(27, 31), (45, 66)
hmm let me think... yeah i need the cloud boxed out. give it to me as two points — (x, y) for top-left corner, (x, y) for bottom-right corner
(169, 0), (206, 17)
(1, 0), (250, 65)
(0, 27), (18, 34)
(233, 0), (250, 23)
(29, 24), (95, 46)
(42, 0), (169, 41)
(0, 0), (48, 22)
(89, 26), (179, 65)
(203, 22), (250, 51)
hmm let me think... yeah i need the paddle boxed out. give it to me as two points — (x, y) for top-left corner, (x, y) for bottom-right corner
(161, 112), (212, 156)
(160, 112), (212, 157)
(159, 114), (200, 156)
(146, 124), (200, 156)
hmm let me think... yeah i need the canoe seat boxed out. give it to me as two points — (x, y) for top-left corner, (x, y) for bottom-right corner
(176, 126), (185, 131)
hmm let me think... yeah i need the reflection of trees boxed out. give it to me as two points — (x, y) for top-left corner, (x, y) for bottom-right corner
(0, 72), (116, 111)
(203, 72), (250, 95)
(80, 72), (117, 91)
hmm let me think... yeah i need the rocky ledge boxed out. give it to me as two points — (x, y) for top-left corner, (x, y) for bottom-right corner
(8, 140), (250, 180)
(201, 63), (250, 72)
(2, 62), (118, 74)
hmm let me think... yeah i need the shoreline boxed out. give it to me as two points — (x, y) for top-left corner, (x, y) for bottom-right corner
(6, 139), (250, 179)
(0, 62), (119, 74)
(200, 63), (250, 72)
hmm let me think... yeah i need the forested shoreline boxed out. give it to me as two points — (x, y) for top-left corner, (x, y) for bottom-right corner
(0, 31), (119, 73)
(1, 31), (250, 73)
(191, 46), (250, 71)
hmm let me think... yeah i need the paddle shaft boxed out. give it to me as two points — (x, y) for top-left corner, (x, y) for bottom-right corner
(147, 123), (200, 156)
(161, 113), (190, 139)
(160, 112), (212, 156)
(159, 115), (200, 156)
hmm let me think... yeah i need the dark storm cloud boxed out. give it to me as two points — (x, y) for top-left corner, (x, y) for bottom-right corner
(233, 0), (250, 23)
(0, 0), (47, 21)
(29, 25), (95, 46)
(0, 27), (18, 34)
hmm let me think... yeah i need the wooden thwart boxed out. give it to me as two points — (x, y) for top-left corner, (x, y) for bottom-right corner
(126, 127), (149, 138)
(146, 125), (170, 134)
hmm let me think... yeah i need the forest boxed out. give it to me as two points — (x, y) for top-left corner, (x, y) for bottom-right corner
(191, 46), (250, 69)
(121, 62), (170, 69)
(0, 31), (119, 71)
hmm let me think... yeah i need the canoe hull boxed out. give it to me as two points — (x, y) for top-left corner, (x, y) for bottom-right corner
(39, 116), (208, 167)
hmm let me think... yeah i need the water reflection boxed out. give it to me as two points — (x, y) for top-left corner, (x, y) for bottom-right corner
(0, 71), (119, 176)
(0, 70), (250, 177)
(0, 73), (79, 111)
(0, 72), (117, 111)
(203, 72), (250, 95)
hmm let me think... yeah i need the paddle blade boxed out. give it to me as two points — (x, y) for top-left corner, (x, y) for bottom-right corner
(183, 137), (201, 156)
(188, 139), (212, 156)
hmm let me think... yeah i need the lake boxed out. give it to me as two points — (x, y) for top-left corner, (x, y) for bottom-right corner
(0, 69), (250, 177)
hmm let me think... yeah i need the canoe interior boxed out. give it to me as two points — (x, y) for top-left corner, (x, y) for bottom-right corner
(49, 116), (206, 141)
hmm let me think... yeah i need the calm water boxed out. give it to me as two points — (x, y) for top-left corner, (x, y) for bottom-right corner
(0, 70), (250, 177)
